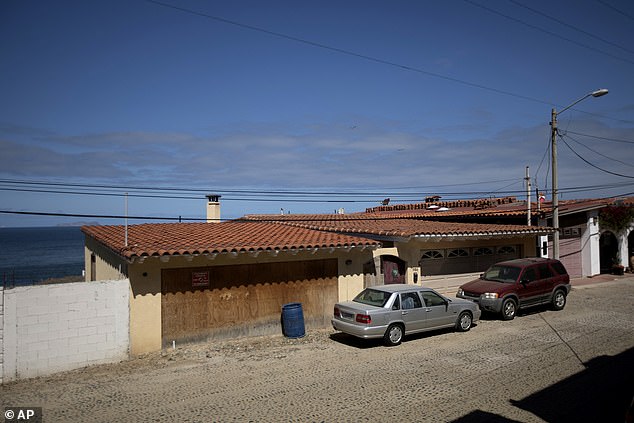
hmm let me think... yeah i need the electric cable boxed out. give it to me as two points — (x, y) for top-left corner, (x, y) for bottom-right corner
(507, 0), (634, 55)
(595, 0), (634, 21)
(558, 132), (634, 179)
(564, 130), (634, 145)
(561, 132), (634, 169)
(141, 0), (578, 112)
(464, 0), (634, 66)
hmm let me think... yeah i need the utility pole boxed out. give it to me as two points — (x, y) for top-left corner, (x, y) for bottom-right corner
(549, 88), (608, 260)
(551, 109), (559, 259)
(525, 166), (531, 226)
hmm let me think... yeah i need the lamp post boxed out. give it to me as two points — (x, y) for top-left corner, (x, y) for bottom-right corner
(550, 88), (608, 259)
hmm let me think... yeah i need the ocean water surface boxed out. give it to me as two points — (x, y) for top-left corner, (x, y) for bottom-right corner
(0, 226), (85, 286)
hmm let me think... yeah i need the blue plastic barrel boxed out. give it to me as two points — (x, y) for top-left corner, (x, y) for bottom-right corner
(281, 302), (305, 338)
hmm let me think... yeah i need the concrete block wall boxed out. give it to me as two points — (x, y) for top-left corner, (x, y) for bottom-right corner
(0, 286), (4, 384)
(1, 279), (130, 383)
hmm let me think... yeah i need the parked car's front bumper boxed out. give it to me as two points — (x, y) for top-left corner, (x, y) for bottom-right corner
(331, 318), (387, 340)
(456, 294), (504, 314)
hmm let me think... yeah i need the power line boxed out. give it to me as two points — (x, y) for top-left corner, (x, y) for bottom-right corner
(0, 178), (522, 197)
(596, 0), (634, 21)
(562, 132), (634, 169)
(142, 0), (553, 108)
(564, 130), (634, 145)
(558, 132), (634, 179)
(4, 188), (634, 224)
(0, 177), (530, 198)
(464, 0), (634, 66)
(142, 0), (633, 126)
(507, 0), (634, 55)
(2, 179), (632, 202)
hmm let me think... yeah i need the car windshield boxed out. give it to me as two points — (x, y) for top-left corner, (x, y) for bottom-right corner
(353, 288), (392, 307)
(482, 265), (521, 283)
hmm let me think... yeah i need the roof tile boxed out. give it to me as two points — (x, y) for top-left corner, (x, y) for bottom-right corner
(82, 221), (379, 260)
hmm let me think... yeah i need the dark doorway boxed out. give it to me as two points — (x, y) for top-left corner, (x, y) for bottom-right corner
(599, 231), (618, 274)
(382, 255), (406, 284)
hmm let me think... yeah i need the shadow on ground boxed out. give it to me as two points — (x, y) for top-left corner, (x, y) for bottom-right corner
(329, 325), (477, 349)
(509, 346), (634, 422)
(450, 347), (634, 422)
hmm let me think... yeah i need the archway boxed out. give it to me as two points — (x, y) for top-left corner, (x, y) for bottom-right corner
(381, 255), (406, 284)
(599, 231), (618, 274)
(627, 230), (634, 272)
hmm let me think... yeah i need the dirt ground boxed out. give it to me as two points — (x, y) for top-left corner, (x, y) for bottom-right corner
(2, 280), (634, 422)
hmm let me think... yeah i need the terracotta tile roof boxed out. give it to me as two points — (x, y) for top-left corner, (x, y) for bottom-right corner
(365, 196), (522, 215)
(244, 216), (554, 238)
(555, 197), (634, 215)
(362, 196), (634, 219)
(82, 221), (379, 260)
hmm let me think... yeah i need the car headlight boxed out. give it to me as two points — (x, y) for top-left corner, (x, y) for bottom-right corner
(457, 288), (464, 296)
(481, 292), (499, 299)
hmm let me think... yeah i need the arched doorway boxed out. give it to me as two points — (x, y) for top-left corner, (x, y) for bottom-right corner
(381, 255), (406, 284)
(627, 230), (634, 272)
(599, 231), (618, 274)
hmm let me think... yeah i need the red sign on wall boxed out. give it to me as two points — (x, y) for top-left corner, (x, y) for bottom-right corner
(192, 271), (210, 288)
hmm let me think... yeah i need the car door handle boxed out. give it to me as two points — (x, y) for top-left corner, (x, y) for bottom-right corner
(425, 308), (432, 312)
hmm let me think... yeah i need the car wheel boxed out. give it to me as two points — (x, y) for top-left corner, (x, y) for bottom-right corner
(501, 298), (517, 320)
(551, 289), (567, 311)
(384, 324), (404, 346)
(456, 311), (472, 332)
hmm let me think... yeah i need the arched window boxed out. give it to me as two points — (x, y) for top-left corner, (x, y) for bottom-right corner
(474, 247), (494, 256)
(447, 249), (469, 258)
(421, 250), (444, 259)
(497, 246), (516, 255)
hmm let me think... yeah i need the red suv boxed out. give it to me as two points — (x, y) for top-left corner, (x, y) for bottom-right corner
(456, 258), (571, 320)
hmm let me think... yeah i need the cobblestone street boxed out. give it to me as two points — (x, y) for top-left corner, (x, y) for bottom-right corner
(2, 280), (633, 422)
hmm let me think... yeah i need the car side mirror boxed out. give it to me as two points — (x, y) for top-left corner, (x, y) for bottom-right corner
(479, 273), (484, 279)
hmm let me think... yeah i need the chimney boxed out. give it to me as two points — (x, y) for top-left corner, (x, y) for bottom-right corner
(206, 194), (221, 223)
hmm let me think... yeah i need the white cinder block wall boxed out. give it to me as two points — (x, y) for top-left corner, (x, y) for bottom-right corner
(1, 279), (130, 383)
(0, 286), (4, 383)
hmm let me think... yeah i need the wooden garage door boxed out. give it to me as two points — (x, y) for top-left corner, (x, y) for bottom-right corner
(161, 259), (338, 346)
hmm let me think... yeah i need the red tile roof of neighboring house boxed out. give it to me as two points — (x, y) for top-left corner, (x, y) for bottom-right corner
(82, 221), (379, 260)
(365, 196), (524, 216)
(243, 215), (554, 238)
(359, 196), (634, 220)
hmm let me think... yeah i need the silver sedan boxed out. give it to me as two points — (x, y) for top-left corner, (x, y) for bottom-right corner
(332, 284), (481, 346)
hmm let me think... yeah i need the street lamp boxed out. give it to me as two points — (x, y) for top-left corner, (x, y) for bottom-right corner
(550, 88), (608, 259)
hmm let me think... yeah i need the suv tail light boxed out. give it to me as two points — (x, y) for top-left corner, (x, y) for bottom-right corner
(333, 306), (340, 317)
(356, 314), (371, 324)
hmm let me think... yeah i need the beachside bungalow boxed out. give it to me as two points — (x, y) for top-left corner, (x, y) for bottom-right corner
(82, 198), (555, 354)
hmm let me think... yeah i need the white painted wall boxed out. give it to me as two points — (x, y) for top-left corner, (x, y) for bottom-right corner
(1, 279), (129, 383)
(582, 211), (601, 277)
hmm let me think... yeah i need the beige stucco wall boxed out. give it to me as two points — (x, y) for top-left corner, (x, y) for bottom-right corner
(84, 233), (539, 355)
(336, 250), (370, 302)
(128, 248), (373, 354)
(84, 237), (127, 282)
(127, 264), (162, 355)
(84, 242), (375, 355)
(397, 236), (536, 264)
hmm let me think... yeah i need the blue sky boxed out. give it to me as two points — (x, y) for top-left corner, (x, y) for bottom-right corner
(1, 0), (633, 227)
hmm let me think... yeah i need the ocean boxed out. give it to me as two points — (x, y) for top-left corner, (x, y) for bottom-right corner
(0, 226), (85, 287)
